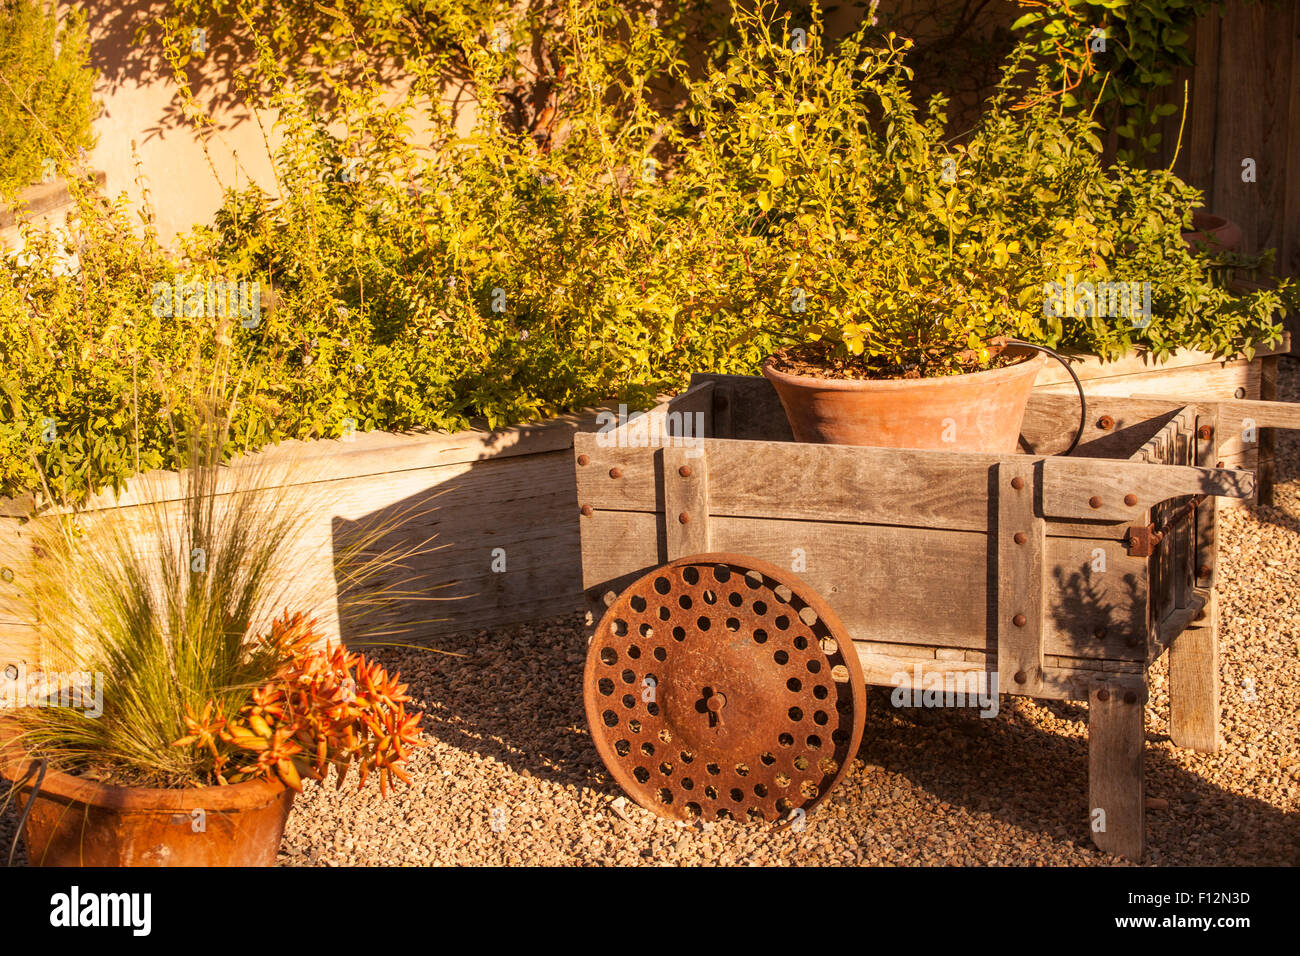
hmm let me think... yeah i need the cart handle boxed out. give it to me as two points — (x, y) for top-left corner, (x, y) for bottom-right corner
(1040, 457), (1255, 521)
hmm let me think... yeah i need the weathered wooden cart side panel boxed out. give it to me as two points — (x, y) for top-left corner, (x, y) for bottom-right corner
(577, 507), (1150, 665)
(576, 435), (1250, 536)
(576, 380), (1258, 708)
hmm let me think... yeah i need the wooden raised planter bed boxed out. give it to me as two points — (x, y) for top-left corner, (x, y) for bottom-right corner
(573, 373), (1300, 860)
(0, 410), (607, 673)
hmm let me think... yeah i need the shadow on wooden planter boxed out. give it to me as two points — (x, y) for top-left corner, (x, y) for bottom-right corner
(329, 451), (588, 649)
(0, 410), (610, 670)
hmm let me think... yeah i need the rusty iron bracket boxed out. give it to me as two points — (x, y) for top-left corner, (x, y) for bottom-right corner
(1125, 525), (1162, 558)
(1125, 494), (1205, 557)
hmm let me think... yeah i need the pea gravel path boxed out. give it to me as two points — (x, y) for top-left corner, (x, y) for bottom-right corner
(4, 361), (1297, 867)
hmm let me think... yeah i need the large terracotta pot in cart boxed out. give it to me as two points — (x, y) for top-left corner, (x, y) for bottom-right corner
(762, 344), (1047, 452)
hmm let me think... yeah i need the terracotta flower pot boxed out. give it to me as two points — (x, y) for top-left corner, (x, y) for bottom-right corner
(1181, 211), (1243, 254)
(761, 345), (1048, 452)
(0, 721), (294, 867)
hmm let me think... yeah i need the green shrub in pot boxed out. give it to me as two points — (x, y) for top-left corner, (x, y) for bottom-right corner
(666, 2), (1294, 380)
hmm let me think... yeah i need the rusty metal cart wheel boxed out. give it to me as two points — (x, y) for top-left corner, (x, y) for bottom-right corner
(583, 553), (867, 824)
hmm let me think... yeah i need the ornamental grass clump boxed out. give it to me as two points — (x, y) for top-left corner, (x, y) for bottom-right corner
(1, 354), (429, 792)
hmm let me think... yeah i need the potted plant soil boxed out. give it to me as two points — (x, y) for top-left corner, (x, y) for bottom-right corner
(0, 367), (424, 867)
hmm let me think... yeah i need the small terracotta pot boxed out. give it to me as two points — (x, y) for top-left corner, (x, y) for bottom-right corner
(1181, 211), (1243, 254)
(761, 345), (1047, 452)
(0, 721), (294, 867)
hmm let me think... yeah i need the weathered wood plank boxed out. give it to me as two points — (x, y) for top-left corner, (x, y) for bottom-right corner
(591, 381), (716, 450)
(582, 411), (1254, 532)
(1286, 0), (1300, 287)
(662, 447), (710, 557)
(0, 409), (611, 519)
(577, 436), (1007, 531)
(689, 373), (791, 443)
(1194, 408), (1218, 591)
(859, 646), (1143, 702)
(1156, 592), (1208, 656)
(1127, 394), (1300, 431)
(1187, 7), (1221, 198)
(1089, 683), (1146, 861)
(4, 444), (591, 662)
(578, 510), (1150, 661)
(1021, 394), (1184, 458)
(1259, 356), (1280, 505)
(1030, 344), (1285, 390)
(1041, 455), (1255, 522)
(1168, 590), (1220, 753)
(996, 459), (1045, 696)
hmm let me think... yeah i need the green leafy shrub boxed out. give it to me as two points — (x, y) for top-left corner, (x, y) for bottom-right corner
(664, 4), (1292, 375)
(2, 0), (697, 503)
(1009, 0), (1282, 164)
(0, 0), (98, 193)
(0, 0), (1293, 503)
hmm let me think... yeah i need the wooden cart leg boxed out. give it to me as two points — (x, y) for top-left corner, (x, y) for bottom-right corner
(1168, 593), (1220, 752)
(1089, 684), (1145, 861)
(1258, 354), (1278, 506)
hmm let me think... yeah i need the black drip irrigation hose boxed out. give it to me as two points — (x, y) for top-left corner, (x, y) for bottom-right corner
(3, 757), (46, 867)
(1004, 339), (1088, 456)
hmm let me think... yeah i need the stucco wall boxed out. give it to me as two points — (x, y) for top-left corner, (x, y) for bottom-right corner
(76, 1), (1007, 243)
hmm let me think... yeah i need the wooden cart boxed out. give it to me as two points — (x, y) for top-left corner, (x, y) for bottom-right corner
(575, 372), (1300, 860)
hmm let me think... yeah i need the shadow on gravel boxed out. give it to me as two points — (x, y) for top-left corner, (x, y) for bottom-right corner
(364, 615), (615, 795)
(1247, 354), (1300, 533)
(365, 622), (1297, 866)
(854, 689), (1297, 866)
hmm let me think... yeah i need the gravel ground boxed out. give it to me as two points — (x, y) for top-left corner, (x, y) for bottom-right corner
(5, 359), (1298, 866)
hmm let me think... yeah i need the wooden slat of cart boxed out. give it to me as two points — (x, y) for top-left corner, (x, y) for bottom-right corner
(579, 437), (1252, 534)
(661, 446), (710, 558)
(1039, 455), (1255, 522)
(1169, 589), (1221, 753)
(858, 646), (1143, 702)
(1194, 406), (1219, 592)
(995, 458), (1046, 696)
(577, 509), (1149, 663)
